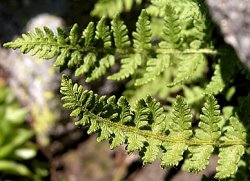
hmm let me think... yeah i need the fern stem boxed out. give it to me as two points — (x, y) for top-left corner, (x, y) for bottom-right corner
(156, 48), (219, 55)
(83, 111), (248, 147)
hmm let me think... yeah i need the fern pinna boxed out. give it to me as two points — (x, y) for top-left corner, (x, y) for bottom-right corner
(60, 76), (247, 179)
(3, 1), (250, 180)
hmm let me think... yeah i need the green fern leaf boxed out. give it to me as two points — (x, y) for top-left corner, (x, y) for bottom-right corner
(133, 99), (150, 129)
(161, 96), (192, 167)
(133, 10), (152, 50)
(95, 17), (112, 48)
(146, 96), (166, 133)
(135, 55), (170, 86)
(183, 95), (222, 172)
(97, 122), (112, 142)
(110, 128), (126, 149)
(111, 15), (130, 49)
(54, 48), (70, 67)
(82, 22), (95, 47)
(69, 24), (81, 46)
(117, 96), (132, 124)
(60, 76), (165, 163)
(126, 134), (146, 153)
(168, 54), (204, 87)
(57, 27), (68, 44)
(215, 117), (246, 179)
(67, 50), (82, 67)
(86, 54), (115, 82)
(75, 53), (97, 77)
(60, 77), (247, 178)
(108, 54), (142, 81)
(142, 138), (162, 164)
(91, 0), (142, 17)
(205, 54), (236, 95)
(3, 26), (83, 68)
(4, 27), (59, 59)
(205, 63), (225, 95)
(146, 0), (166, 17)
(160, 5), (182, 49)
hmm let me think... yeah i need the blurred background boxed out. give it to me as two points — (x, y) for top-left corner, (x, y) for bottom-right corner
(0, 0), (247, 180)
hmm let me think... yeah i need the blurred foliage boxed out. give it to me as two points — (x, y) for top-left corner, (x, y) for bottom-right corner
(0, 85), (48, 181)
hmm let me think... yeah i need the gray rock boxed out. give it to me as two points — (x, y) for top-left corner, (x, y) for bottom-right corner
(0, 14), (64, 145)
(206, 0), (250, 69)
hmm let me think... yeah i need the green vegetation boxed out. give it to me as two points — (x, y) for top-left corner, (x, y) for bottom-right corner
(0, 85), (48, 181)
(4, 0), (250, 179)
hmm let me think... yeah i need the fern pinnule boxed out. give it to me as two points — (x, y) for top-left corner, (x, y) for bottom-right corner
(205, 53), (236, 95)
(216, 117), (246, 179)
(82, 22), (95, 47)
(183, 95), (222, 172)
(69, 24), (81, 46)
(75, 53), (97, 77)
(135, 55), (170, 86)
(111, 15), (130, 49)
(108, 54), (142, 80)
(91, 0), (142, 17)
(161, 95), (192, 167)
(133, 9), (152, 50)
(205, 63), (225, 95)
(86, 54), (115, 82)
(160, 4), (182, 49)
(146, 96), (166, 133)
(167, 54), (204, 87)
(95, 17), (112, 48)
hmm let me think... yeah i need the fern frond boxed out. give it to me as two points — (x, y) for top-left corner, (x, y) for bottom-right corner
(216, 117), (246, 179)
(3, 20), (114, 82)
(161, 96), (192, 167)
(135, 55), (170, 86)
(183, 95), (222, 172)
(4, 7), (217, 85)
(133, 10), (152, 50)
(60, 75), (166, 164)
(60, 76), (247, 179)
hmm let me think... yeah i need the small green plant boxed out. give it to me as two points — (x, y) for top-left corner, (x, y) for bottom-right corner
(0, 85), (48, 181)
(3, 0), (250, 179)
